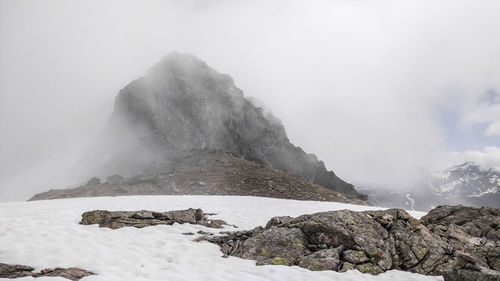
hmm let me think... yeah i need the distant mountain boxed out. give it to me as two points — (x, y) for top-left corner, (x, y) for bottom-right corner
(427, 162), (499, 197)
(32, 52), (366, 201)
(360, 162), (500, 211)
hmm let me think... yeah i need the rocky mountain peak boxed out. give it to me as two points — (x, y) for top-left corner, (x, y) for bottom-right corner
(80, 52), (363, 199)
(430, 162), (500, 196)
(362, 162), (500, 211)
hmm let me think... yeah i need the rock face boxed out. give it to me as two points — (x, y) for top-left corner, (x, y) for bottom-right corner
(80, 208), (227, 229)
(421, 205), (500, 272)
(30, 150), (368, 205)
(0, 263), (94, 280)
(202, 205), (500, 280)
(78, 52), (362, 199)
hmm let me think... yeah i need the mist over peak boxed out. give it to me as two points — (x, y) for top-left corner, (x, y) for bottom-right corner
(77, 53), (363, 199)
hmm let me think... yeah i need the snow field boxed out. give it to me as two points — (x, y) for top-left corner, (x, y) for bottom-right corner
(0, 195), (439, 281)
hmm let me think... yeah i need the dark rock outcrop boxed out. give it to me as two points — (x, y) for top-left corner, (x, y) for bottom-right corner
(80, 208), (227, 229)
(0, 263), (94, 280)
(421, 205), (500, 272)
(200, 205), (500, 279)
(442, 268), (500, 281)
(76, 52), (363, 199)
(0, 264), (35, 279)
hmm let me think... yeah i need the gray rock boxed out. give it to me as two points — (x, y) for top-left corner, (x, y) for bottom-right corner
(443, 268), (500, 281)
(0, 263), (34, 278)
(264, 216), (293, 229)
(297, 247), (342, 271)
(201, 206), (499, 279)
(80, 208), (227, 229)
(0, 264), (94, 280)
(194, 208), (204, 221)
(208, 219), (227, 229)
(422, 205), (500, 271)
(355, 263), (384, 275)
(38, 267), (95, 281)
(339, 262), (355, 272)
(163, 209), (197, 224)
(342, 250), (369, 264)
(237, 226), (309, 266)
(132, 210), (154, 219)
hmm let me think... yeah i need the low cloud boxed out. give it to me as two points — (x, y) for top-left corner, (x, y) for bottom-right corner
(463, 93), (500, 137)
(444, 146), (500, 171)
(1, 0), (500, 200)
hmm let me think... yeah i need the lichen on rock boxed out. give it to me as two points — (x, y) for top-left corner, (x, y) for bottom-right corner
(199, 205), (500, 279)
(80, 208), (227, 229)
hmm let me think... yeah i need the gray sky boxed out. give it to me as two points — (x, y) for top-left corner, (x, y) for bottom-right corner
(1, 0), (500, 201)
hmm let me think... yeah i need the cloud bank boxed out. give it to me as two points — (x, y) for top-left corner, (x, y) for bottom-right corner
(444, 146), (500, 172)
(1, 0), (500, 201)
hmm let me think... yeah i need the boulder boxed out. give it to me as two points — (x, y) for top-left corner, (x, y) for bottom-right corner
(442, 268), (500, 281)
(200, 206), (499, 279)
(132, 210), (155, 219)
(0, 263), (94, 280)
(422, 205), (500, 272)
(342, 250), (369, 264)
(297, 246), (342, 271)
(163, 209), (197, 224)
(0, 263), (34, 278)
(80, 208), (227, 229)
(39, 268), (95, 281)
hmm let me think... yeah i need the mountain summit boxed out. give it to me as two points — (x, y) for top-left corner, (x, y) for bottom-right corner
(428, 162), (499, 197)
(36, 52), (365, 201)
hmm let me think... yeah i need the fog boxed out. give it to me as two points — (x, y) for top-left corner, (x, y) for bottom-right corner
(1, 0), (500, 201)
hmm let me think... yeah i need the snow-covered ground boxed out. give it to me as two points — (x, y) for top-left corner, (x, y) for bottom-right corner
(0, 195), (440, 281)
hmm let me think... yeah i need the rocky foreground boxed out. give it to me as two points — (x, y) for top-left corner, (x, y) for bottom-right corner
(3, 205), (497, 280)
(30, 150), (368, 205)
(200, 205), (500, 281)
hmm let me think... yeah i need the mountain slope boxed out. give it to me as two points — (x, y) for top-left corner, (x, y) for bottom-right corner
(75, 52), (363, 199)
(30, 150), (368, 204)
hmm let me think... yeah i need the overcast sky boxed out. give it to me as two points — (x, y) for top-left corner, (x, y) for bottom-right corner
(1, 0), (500, 201)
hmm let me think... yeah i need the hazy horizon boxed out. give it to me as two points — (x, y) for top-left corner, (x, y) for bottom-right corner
(1, 0), (500, 202)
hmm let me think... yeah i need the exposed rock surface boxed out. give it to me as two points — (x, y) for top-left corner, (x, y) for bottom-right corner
(80, 208), (227, 229)
(442, 268), (500, 281)
(30, 150), (368, 205)
(201, 205), (500, 280)
(72, 52), (364, 200)
(0, 263), (94, 280)
(421, 205), (500, 272)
